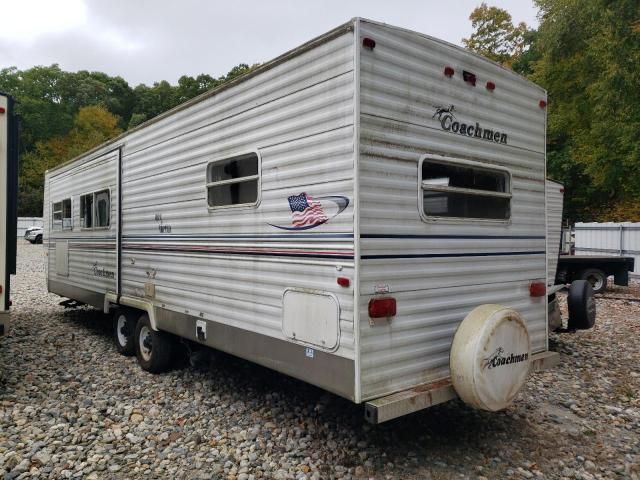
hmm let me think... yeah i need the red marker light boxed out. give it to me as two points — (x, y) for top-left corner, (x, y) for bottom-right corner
(368, 298), (397, 318)
(444, 66), (455, 78)
(486, 81), (496, 91)
(539, 99), (547, 109)
(362, 37), (376, 50)
(0, 107), (5, 114)
(337, 277), (350, 287)
(529, 282), (546, 297)
(463, 70), (477, 86)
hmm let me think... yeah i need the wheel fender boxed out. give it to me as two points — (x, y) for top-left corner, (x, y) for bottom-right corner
(450, 304), (531, 411)
(104, 293), (159, 331)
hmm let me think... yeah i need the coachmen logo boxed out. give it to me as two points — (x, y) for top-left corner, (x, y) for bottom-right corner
(482, 347), (528, 370)
(433, 105), (508, 145)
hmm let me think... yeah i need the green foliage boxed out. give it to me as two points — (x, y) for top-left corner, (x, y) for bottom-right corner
(0, 62), (259, 216)
(462, 3), (530, 66)
(464, 1), (640, 222)
(127, 63), (259, 126)
(19, 106), (122, 216)
(532, 0), (640, 221)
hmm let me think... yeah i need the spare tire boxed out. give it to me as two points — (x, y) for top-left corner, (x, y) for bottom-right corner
(568, 280), (596, 330)
(450, 304), (531, 411)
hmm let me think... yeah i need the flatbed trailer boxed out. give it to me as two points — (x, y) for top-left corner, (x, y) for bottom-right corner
(556, 255), (635, 294)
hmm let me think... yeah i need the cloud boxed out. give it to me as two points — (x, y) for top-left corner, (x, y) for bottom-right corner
(1, 0), (88, 43)
(0, 0), (539, 86)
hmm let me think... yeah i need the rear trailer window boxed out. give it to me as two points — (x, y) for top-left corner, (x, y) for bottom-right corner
(420, 158), (511, 221)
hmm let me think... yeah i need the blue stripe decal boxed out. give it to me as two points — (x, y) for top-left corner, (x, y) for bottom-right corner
(122, 247), (354, 260)
(361, 234), (545, 240)
(362, 251), (545, 260)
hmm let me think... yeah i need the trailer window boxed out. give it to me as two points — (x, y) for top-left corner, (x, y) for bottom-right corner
(52, 198), (73, 230)
(95, 190), (110, 227)
(420, 158), (511, 221)
(206, 153), (259, 208)
(80, 190), (110, 229)
(80, 194), (93, 228)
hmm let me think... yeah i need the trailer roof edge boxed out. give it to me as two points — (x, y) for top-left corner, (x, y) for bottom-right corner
(47, 19), (356, 175)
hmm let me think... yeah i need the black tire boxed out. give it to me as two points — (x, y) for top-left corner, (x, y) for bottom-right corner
(568, 280), (596, 330)
(134, 314), (174, 373)
(578, 268), (608, 294)
(113, 309), (137, 356)
(35, 235), (43, 244)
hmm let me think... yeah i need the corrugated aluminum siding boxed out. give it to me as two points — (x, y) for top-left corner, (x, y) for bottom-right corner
(574, 222), (640, 278)
(546, 180), (564, 286)
(46, 150), (118, 295)
(356, 20), (547, 400)
(118, 32), (357, 361)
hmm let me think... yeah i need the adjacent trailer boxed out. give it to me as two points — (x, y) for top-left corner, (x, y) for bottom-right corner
(44, 19), (557, 422)
(0, 93), (19, 336)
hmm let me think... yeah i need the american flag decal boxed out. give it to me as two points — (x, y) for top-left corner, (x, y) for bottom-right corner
(288, 192), (328, 227)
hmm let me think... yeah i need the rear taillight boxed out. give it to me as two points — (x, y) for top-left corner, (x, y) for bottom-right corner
(368, 298), (396, 318)
(529, 282), (546, 297)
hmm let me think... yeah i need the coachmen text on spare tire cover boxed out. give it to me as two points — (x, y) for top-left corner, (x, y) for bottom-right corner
(450, 304), (532, 411)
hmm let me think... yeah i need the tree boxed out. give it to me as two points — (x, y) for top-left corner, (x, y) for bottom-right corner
(2, 62), (260, 215)
(19, 106), (122, 216)
(463, 3), (529, 66)
(532, 0), (640, 221)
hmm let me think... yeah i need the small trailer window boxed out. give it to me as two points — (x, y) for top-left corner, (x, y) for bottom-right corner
(80, 190), (110, 229)
(206, 153), (259, 208)
(52, 198), (72, 230)
(420, 157), (511, 221)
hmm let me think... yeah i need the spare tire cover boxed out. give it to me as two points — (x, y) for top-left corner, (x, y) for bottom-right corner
(450, 304), (531, 411)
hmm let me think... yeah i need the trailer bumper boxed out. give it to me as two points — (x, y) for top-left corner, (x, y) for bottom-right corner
(364, 351), (561, 424)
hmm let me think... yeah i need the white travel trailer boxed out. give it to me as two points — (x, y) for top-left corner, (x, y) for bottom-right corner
(0, 93), (18, 337)
(44, 18), (559, 422)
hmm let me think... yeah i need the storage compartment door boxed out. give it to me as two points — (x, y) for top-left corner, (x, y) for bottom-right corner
(55, 240), (69, 277)
(282, 289), (340, 350)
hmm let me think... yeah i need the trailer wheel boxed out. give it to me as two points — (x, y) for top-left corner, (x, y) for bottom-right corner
(568, 280), (596, 330)
(578, 268), (607, 294)
(135, 314), (174, 373)
(35, 234), (43, 244)
(113, 309), (137, 356)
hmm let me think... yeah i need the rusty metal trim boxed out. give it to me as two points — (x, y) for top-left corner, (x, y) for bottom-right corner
(529, 350), (561, 373)
(364, 378), (457, 424)
(364, 351), (560, 423)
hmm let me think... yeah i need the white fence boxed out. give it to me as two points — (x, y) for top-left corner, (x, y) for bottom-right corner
(574, 222), (640, 278)
(17, 217), (43, 237)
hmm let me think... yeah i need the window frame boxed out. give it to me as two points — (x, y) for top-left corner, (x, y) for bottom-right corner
(79, 188), (112, 230)
(418, 154), (512, 224)
(205, 150), (261, 211)
(52, 198), (73, 231)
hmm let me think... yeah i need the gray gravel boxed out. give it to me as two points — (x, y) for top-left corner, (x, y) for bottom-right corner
(1, 243), (639, 479)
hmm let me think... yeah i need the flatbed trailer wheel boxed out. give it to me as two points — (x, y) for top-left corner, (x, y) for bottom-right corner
(579, 268), (607, 294)
(113, 308), (138, 356)
(135, 314), (174, 373)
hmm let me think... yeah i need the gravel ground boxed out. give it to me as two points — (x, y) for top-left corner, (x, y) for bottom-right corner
(1, 243), (638, 479)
